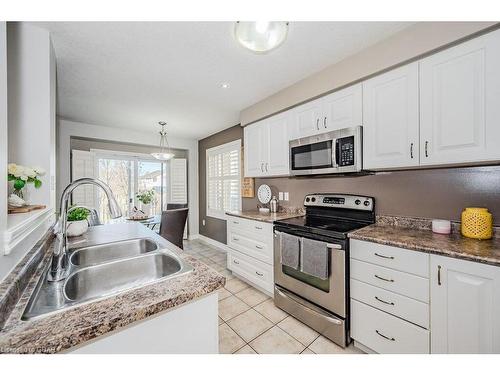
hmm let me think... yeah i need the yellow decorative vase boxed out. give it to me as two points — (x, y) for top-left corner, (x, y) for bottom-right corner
(461, 208), (493, 240)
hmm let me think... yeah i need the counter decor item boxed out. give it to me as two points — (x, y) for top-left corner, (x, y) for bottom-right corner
(270, 195), (279, 213)
(127, 206), (151, 221)
(136, 189), (155, 216)
(241, 177), (255, 198)
(257, 184), (272, 215)
(432, 219), (451, 235)
(7, 163), (45, 200)
(66, 207), (90, 237)
(461, 207), (493, 240)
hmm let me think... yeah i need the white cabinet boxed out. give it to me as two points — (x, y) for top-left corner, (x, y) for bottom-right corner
(243, 112), (291, 178)
(430, 255), (500, 354)
(419, 30), (500, 166)
(363, 63), (419, 169)
(292, 84), (362, 139)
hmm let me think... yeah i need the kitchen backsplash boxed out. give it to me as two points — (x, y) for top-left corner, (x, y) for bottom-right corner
(243, 165), (500, 225)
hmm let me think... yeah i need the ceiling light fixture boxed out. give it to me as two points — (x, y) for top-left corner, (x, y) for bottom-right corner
(151, 121), (175, 161)
(220, 82), (230, 89)
(234, 21), (289, 54)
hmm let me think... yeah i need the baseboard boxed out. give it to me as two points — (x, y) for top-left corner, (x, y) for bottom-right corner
(196, 234), (231, 253)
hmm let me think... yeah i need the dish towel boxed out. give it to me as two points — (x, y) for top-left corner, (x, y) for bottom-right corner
(300, 237), (329, 280)
(280, 232), (300, 270)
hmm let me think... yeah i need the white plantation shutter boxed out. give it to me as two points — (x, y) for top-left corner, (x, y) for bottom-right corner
(71, 150), (95, 207)
(206, 140), (241, 219)
(170, 158), (187, 204)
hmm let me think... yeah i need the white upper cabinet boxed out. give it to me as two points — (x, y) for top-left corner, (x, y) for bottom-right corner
(243, 112), (292, 178)
(430, 255), (500, 353)
(292, 84), (362, 139)
(419, 30), (500, 166)
(321, 83), (362, 131)
(363, 63), (419, 170)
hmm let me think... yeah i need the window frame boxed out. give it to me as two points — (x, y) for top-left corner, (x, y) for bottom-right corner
(205, 139), (242, 220)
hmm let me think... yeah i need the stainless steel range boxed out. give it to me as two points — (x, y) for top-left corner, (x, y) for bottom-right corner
(273, 193), (375, 348)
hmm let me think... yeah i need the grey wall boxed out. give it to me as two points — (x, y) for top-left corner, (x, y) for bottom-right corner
(243, 166), (500, 225)
(198, 125), (243, 244)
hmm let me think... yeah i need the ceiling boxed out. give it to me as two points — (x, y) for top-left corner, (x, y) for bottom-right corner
(35, 22), (412, 139)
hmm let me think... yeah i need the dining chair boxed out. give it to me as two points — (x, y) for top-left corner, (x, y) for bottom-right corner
(166, 203), (188, 210)
(159, 208), (189, 249)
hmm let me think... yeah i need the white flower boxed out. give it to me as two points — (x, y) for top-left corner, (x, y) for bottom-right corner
(33, 166), (46, 176)
(23, 167), (36, 178)
(8, 163), (19, 176)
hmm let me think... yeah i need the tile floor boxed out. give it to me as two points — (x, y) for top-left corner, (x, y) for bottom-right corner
(183, 239), (364, 355)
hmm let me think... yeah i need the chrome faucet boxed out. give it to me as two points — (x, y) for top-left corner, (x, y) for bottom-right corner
(48, 178), (122, 282)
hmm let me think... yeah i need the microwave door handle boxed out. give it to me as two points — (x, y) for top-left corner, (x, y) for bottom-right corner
(332, 139), (339, 168)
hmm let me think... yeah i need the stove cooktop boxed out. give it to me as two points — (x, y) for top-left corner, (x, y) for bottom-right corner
(275, 215), (370, 239)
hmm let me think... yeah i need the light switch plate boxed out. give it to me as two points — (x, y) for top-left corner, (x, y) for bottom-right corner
(202, 219), (206, 226)
(284, 192), (289, 201)
(279, 192), (284, 200)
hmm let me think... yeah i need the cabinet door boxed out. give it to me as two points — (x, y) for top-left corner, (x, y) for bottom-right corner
(265, 113), (290, 176)
(420, 29), (500, 166)
(293, 99), (322, 138)
(321, 83), (362, 132)
(430, 255), (500, 353)
(363, 63), (419, 170)
(244, 121), (266, 177)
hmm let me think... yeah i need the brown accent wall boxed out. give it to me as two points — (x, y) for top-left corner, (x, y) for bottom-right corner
(198, 125), (243, 243)
(242, 166), (500, 225)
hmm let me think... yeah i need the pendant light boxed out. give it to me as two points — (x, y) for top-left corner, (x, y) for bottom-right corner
(151, 121), (175, 161)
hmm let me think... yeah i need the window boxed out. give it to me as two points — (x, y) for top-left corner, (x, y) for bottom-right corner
(206, 139), (241, 219)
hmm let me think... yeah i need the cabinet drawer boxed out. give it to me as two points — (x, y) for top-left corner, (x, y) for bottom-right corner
(351, 299), (429, 354)
(228, 231), (272, 265)
(351, 279), (429, 329)
(228, 250), (273, 294)
(227, 216), (273, 239)
(351, 259), (429, 302)
(351, 239), (429, 277)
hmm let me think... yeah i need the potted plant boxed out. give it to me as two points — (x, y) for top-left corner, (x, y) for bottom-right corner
(7, 163), (46, 203)
(66, 207), (90, 237)
(136, 189), (155, 216)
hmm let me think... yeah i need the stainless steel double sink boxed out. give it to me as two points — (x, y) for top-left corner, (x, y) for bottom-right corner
(22, 238), (193, 320)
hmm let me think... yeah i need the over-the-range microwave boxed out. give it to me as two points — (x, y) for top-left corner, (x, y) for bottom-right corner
(289, 126), (362, 176)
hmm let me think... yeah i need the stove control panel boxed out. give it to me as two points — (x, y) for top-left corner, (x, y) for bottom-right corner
(304, 194), (374, 211)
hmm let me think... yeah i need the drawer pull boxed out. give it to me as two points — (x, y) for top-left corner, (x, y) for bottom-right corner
(233, 259), (240, 265)
(233, 221), (239, 224)
(376, 330), (395, 341)
(374, 252), (394, 260)
(438, 265), (442, 286)
(232, 237), (239, 241)
(375, 296), (395, 306)
(374, 274), (394, 283)
(255, 271), (264, 277)
(255, 245), (263, 249)
(255, 226), (263, 230)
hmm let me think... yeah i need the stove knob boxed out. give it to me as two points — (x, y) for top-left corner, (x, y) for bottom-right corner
(363, 200), (370, 206)
(355, 199), (361, 205)
(311, 197), (316, 202)
(305, 197), (310, 202)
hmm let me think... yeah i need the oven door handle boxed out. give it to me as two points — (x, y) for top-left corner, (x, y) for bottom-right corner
(275, 231), (343, 251)
(275, 286), (343, 325)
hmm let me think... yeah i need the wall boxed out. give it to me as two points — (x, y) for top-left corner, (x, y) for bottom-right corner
(57, 119), (200, 238)
(198, 125), (243, 244)
(240, 22), (498, 125)
(243, 166), (500, 225)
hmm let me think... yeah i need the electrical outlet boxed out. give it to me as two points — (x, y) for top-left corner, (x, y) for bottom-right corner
(202, 219), (206, 226)
(278, 192), (284, 201)
(284, 192), (289, 201)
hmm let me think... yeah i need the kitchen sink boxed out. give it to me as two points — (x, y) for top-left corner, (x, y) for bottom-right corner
(70, 238), (159, 267)
(22, 247), (192, 321)
(65, 253), (182, 302)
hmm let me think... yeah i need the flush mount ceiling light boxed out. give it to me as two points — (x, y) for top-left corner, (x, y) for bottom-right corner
(151, 121), (175, 161)
(234, 21), (289, 54)
(220, 82), (230, 89)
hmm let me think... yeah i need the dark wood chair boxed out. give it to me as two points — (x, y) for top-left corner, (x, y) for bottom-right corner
(166, 203), (188, 210)
(159, 208), (189, 249)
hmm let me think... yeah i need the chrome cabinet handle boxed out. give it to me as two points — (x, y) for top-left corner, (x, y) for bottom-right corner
(316, 118), (320, 130)
(425, 141), (429, 157)
(260, 163), (264, 172)
(376, 330), (395, 341)
(232, 237), (239, 241)
(255, 226), (262, 230)
(327, 244), (342, 249)
(375, 296), (395, 306)
(233, 221), (239, 224)
(438, 265), (442, 286)
(374, 252), (394, 260)
(233, 259), (240, 265)
(375, 274), (394, 283)
(265, 163), (268, 172)
(255, 245), (263, 249)
(323, 117), (327, 128)
(410, 143), (414, 159)
(255, 271), (264, 277)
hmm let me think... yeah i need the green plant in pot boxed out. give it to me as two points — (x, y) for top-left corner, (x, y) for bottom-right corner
(136, 189), (155, 216)
(66, 207), (90, 237)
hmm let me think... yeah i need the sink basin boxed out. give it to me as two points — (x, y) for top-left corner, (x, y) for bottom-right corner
(70, 238), (159, 267)
(65, 253), (182, 302)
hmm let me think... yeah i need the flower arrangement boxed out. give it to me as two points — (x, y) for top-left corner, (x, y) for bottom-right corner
(136, 189), (155, 205)
(7, 164), (46, 198)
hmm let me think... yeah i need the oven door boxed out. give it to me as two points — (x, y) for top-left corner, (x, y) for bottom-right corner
(273, 228), (346, 317)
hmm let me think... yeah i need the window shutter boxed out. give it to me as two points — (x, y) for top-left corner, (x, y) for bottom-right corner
(71, 150), (95, 207)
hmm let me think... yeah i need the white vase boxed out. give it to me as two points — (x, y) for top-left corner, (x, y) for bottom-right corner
(66, 220), (89, 237)
(141, 203), (151, 216)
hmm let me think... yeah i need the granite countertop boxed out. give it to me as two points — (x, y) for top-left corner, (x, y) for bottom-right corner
(349, 216), (500, 267)
(226, 209), (304, 224)
(0, 222), (225, 354)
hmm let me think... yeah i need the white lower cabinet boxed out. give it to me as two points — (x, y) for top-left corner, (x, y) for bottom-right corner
(227, 216), (274, 294)
(430, 254), (500, 354)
